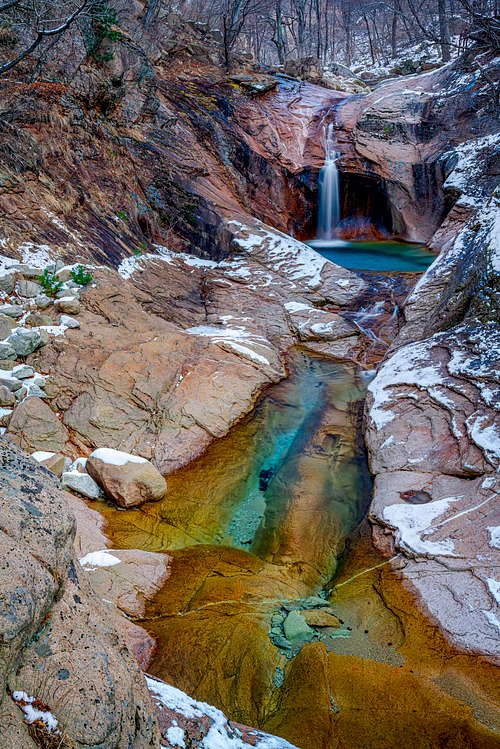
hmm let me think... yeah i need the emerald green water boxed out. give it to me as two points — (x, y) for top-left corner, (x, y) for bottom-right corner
(97, 349), (372, 579)
(307, 238), (437, 272)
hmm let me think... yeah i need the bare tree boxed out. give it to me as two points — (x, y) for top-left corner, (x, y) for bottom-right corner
(0, 0), (116, 76)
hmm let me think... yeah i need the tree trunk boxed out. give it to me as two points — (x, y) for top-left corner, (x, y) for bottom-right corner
(391, 12), (398, 58)
(364, 15), (375, 64)
(438, 0), (451, 61)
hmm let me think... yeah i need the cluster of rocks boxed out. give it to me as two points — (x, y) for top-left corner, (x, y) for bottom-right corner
(56, 447), (167, 508)
(0, 262), (87, 448)
(282, 57), (370, 94)
(268, 596), (346, 659)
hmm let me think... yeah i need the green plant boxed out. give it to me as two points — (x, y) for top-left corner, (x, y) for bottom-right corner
(84, 1), (122, 62)
(401, 59), (416, 74)
(116, 210), (128, 220)
(38, 269), (62, 297)
(132, 248), (142, 256)
(70, 265), (93, 286)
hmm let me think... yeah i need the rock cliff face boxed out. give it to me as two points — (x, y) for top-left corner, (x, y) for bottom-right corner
(364, 150), (500, 661)
(1, 8), (495, 266)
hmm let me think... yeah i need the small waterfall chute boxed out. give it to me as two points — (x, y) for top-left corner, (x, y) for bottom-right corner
(317, 121), (340, 240)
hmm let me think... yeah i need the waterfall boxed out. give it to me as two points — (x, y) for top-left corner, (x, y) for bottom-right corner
(317, 122), (340, 240)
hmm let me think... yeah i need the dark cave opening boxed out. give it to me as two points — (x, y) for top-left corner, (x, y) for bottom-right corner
(294, 170), (406, 242)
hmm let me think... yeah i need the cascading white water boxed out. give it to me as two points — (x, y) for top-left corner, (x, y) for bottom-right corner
(317, 121), (340, 239)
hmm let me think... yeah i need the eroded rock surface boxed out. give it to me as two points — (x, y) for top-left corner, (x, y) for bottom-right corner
(0, 440), (160, 748)
(365, 163), (500, 662)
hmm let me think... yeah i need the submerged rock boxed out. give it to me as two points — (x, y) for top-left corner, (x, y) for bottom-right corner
(283, 611), (314, 643)
(87, 447), (167, 507)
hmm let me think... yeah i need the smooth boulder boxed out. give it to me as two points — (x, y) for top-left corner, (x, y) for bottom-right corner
(87, 447), (167, 507)
(62, 470), (102, 499)
(8, 328), (46, 357)
(6, 396), (69, 452)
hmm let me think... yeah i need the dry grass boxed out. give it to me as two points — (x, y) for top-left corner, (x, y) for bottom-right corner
(28, 721), (74, 749)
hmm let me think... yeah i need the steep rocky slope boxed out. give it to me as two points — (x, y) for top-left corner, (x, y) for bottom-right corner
(364, 146), (500, 659)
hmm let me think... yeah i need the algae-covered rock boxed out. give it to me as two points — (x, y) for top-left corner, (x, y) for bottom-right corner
(283, 611), (314, 643)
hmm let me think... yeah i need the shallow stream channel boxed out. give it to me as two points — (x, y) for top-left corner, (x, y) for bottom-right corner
(92, 265), (499, 748)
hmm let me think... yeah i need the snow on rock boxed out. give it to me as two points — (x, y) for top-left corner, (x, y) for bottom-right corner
(486, 578), (500, 606)
(488, 527), (500, 550)
(90, 447), (148, 466)
(11, 691), (59, 733)
(228, 221), (327, 290)
(147, 677), (299, 749)
(365, 315), (499, 657)
(185, 325), (279, 373)
(442, 133), (500, 205)
(367, 338), (443, 430)
(367, 322), (500, 474)
(87, 448), (167, 508)
(61, 469), (102, 499)
(399, 190), (499, 352)
(31, 450), (56, 462)
(226, 219), (365, 303)
(79, 550), (121, 568)
(382, 496), (460, 557)
(166, 724), (186, 748)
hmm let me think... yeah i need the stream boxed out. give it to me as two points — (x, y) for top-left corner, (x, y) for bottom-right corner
(93, 317), (499, 747)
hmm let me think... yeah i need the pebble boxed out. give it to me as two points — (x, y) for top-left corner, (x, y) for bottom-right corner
(35, 295), (52, 309)
(60, 314), (80, 329)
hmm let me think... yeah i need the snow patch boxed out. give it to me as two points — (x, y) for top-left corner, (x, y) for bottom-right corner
(486, 578), (500, 606)
(383, 496), (460, 557)
(487, 526), (500, 550)
(79, 550), (121, 568)
(31, 451), (56, 462)
(90, 447), (148, 466)
(11, 692), (59, 732)
(166, 725), (186, 748)
(147, 677), (297, 748)
(368, 339), (443, 430)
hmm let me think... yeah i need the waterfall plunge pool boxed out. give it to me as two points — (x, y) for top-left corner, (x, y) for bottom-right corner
(307, 237), (437, 273)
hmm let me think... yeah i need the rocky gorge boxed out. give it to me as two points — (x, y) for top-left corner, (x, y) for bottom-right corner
(0, 6), (499, 749)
